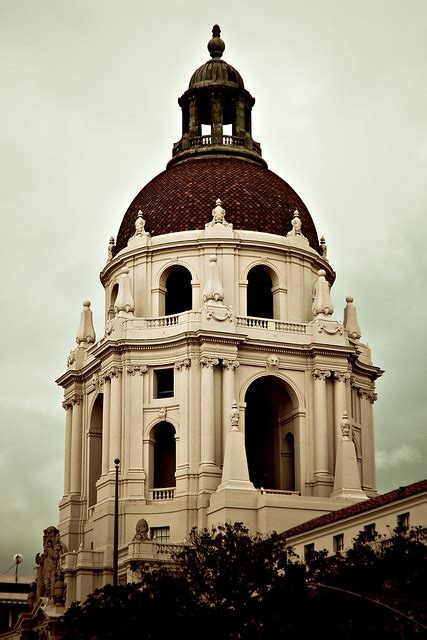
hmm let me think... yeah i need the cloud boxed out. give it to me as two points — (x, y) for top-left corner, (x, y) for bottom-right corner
(376, 445), (422, 470)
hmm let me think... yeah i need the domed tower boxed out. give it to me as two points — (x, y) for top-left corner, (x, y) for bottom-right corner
(57, 26), (382, 604)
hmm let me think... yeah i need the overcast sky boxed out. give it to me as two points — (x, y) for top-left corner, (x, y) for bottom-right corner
(1, 0), (426, 576)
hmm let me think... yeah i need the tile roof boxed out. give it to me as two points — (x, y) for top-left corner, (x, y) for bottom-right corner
(281, 479), (427, 539)
(115, 157), (320, 254)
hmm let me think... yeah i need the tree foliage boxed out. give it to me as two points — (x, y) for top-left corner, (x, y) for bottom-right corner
(63, 523), (426, 639)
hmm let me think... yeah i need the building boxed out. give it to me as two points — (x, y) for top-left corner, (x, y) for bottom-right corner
(49, 24), (384, 606)
(0, 576), (32, 636)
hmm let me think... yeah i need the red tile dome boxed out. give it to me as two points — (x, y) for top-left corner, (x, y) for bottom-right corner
(115, 157), (320, 254)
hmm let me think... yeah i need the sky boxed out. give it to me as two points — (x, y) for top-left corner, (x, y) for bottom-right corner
(0, 0), (426, 577)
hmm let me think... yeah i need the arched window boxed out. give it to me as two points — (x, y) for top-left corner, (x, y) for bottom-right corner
(247, 266), (274, 319)
(244, 376), (297, 491)
(152, 422), (176, 488)
(88, 394), (103, 508)
(109, 283), (119, 319)
(164, 266), (192, 316)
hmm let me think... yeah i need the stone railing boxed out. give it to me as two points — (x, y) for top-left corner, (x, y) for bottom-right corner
(236, 316), (307, 334)
(146, 315), (179, 328)
(258, 488), (300, 496)
(149, 487), (175, 500)
(190, 135), (212, 147)
(223, 134), (244, 146)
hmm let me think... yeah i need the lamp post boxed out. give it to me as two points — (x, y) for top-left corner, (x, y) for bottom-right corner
(113, 458), (120, 587)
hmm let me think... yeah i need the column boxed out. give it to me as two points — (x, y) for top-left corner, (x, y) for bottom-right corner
(101, 375), (111, 476)
(69, 395), (83, 494)
(109, 367), (122, 471)
(211, 94), (223, 144)
(333, 371), (350, 453)
(200, 357), (218, 465)
(175, 359), (191, 469)
(360, 390), (377, 492)
(312, 369), (331, 479)
(128, 366), (147, 470)
(222, 360), (239, 460)
(62, 400), (73, 496)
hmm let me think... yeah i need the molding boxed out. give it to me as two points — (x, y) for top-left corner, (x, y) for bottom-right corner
(127, 365), (148, 375)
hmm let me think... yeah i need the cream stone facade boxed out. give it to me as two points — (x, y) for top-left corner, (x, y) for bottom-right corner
(51, 26), (385, 606)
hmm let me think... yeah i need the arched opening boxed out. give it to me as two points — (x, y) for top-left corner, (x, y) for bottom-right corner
(88, 394), (103, 507)
(152, 421), (176, 488)
(244, 376), (297, 491)
(109, 283), (119, 319)
(247, 265), (274, 319)
(164, 266), (192, 316)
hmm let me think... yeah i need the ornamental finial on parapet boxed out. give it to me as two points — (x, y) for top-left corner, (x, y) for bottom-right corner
(344, 296), (361, 340)
(312, 270), (334, 317)
(134, 210), (150, 237)
(207, 198), (230, 227)
(208, 25), (225, 59)
(320, 236), (328, 261)
(76, 300), (96, 347)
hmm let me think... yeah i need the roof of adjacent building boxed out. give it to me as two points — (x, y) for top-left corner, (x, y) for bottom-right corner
(115, 156), (320, 254)
(282, 479), (427, 539)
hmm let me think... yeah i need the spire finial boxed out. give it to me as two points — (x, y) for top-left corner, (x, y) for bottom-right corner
(208, 24), (225, 59)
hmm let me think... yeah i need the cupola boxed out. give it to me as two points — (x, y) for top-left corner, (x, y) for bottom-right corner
(168, 25), (265, 168)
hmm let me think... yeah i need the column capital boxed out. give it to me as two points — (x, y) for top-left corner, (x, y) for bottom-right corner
(109, 366), (122, 378)
(200, 357), (219, 369)
(333, 371), (351, 383)
(62, 399), (73, 410)
(70, 394), (83, 406)
(222, 359), (239, 371)
(127, 365), (148, 376)
(313, 368), (331, 381)
(175, 358), (191, 371)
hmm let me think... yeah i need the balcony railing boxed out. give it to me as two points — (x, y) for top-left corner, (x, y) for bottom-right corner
(150, 487), (175, 500)
(236, 316), (307, 334)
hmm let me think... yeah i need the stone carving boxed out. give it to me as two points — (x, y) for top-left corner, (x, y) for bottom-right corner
(334, 371), (351, 383)
(340, 412), (351, 440)
(62, 399), (73, 411)
(127, 365), (148, 375)
(133, 518), (149, 541)
(312, 270), (334, 317)
(318, 322), (343, 335)
(266, 354), (279, 370)
(222, 359), (239, 371)
(76, 301), (96, 347)
(107, 237), (115, 262)
(206, 198), (230, 227)
(313, 368), (331, 381)
(134, 210), (150, 237)
(320, 236), (328, 260)
(67, 351), (76, 367)
(175, 358), (191, 371)
(35, 526), (66, 604)
(344, 296), (361, 340)
(158, 407), (167, 419)
(230, 400), (240, 431)
(109, 366), (122, 378)
(200, 357), (219, 369)
(287, 210), (302, 236)
(205, 304), (233, 322)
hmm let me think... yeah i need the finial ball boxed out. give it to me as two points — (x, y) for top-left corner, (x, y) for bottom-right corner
(83, 300), (91, 308)
(208, 24), (225, 59)
(346, 296), (354, 303)
(317, 269), (326, 277)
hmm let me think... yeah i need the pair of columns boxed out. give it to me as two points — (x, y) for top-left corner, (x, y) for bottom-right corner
(199, 357), (239, 466)
(62, 367), (123, 496)
(312, 369), (350, 480)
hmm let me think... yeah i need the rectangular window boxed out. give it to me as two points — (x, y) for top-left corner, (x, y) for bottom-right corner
(154, 368), (174, 399)
(397, 512), (410, 530)
(333, 533), (344, 553)
(151, 526), (170, 543)
(304, 543), (314, 560)
(364, 523), (376, 541)
(201, 123), (212, 136)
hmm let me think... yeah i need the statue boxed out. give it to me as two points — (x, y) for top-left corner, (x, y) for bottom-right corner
(134, 210), (146, 236)
(133, 518), (149, 541)
(287, 210), (302, 236)
(35, 526), (65, 604)
(320, 236), (328, 260)
(107, 237), (115, 262)
(207, 198), (230, 227)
